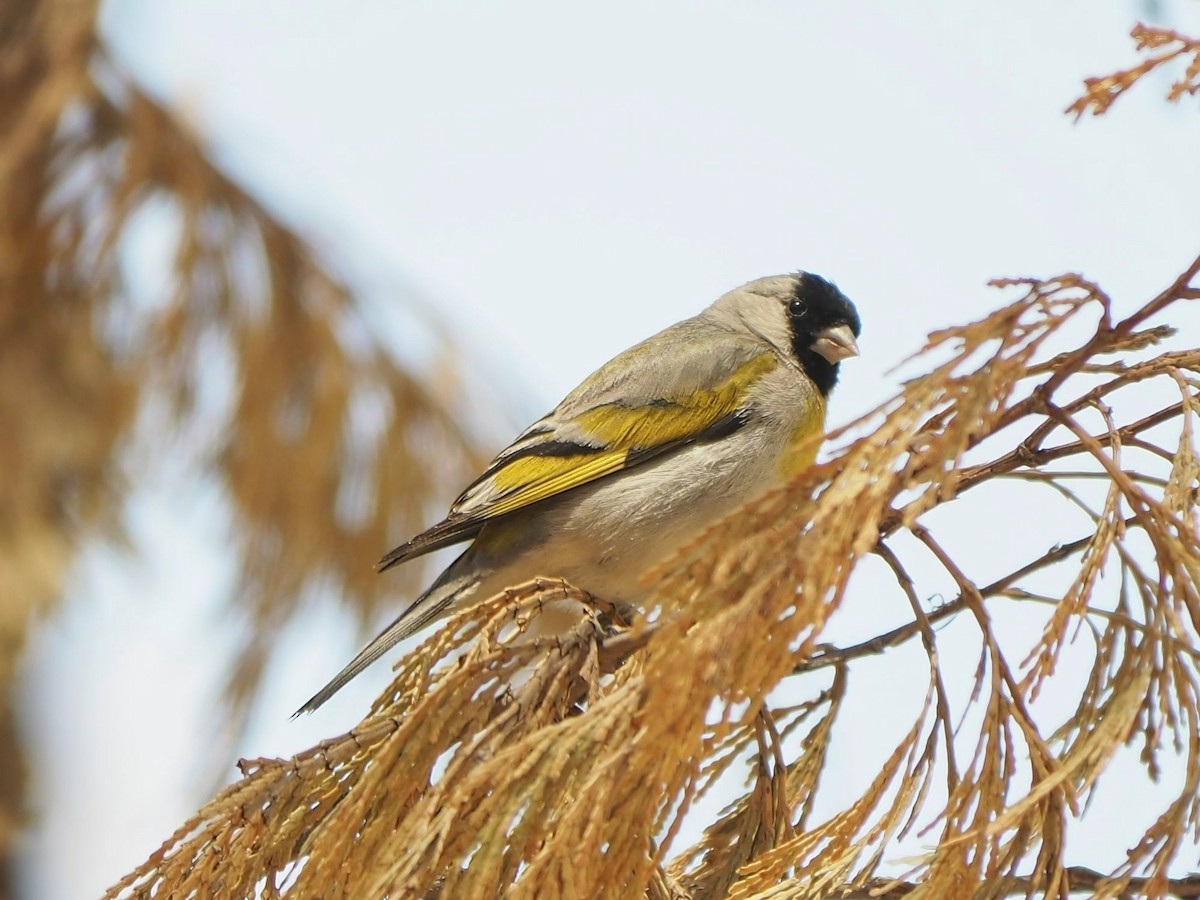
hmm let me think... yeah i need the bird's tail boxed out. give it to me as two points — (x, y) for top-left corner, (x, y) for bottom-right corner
(293, 559), (479, 716)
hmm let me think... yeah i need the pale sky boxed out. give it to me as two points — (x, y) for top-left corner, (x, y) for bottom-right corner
(16, 1), (1200, 897)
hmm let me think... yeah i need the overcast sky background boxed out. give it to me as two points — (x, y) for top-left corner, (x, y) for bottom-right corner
(15, 1), (1200, 897)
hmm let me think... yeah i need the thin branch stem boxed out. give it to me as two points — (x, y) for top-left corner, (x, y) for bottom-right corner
(795, 523), (1128, 676)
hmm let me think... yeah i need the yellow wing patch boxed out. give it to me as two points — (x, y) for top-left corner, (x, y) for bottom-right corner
(382, 351), (786, 572)
(575, 352), (777, 447)
(488, 448), (629, 517)
(479, 353), (778, 520)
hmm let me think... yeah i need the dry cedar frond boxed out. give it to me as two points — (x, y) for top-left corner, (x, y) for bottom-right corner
(107, 249), (1200, 898)
(1067, 23), (1200, 119)
(0, 0), (485, 877)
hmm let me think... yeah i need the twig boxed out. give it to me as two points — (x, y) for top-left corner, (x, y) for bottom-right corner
(876, 542), (960, 796)
(796, 525), (1119, 675)
(959, 396), (1196, 487)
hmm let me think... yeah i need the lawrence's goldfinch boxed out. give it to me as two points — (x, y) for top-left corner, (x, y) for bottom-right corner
(298, 272), (860, 713)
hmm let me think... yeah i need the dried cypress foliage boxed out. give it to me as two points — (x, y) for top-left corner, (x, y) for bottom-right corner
(109, 262), (1200, 900)
(0, 0), (483, 890)
(107, 26), (1200, 896)
(1067, 24), (1200, 118)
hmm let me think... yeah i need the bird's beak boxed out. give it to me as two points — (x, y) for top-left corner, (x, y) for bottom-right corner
(811, 323), (860, 363)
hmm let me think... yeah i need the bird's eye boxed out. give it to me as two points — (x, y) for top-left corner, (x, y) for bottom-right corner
(788, 299), (804, 315)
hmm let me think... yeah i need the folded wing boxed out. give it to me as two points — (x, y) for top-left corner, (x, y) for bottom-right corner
(378, 323), (773, 572)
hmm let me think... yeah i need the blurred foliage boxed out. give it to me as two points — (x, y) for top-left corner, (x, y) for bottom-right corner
(0, 1), (487, 895)
(107, 24), (1200, 899)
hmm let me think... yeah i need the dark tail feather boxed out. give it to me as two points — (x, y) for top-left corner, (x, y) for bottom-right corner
(377, 516), (484, 573)
(292, 568), (475, 716)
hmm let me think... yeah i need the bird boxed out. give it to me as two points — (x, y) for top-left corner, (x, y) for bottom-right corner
(296, 271), (860, 714)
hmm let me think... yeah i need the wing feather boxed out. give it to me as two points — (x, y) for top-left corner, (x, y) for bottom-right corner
(378, 324), (775, 572)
